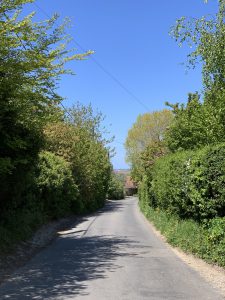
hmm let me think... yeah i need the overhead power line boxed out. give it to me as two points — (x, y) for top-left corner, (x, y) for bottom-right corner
(33, 2), (150, 111)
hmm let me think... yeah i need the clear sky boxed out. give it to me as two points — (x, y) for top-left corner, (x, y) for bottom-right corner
(25, 0), (218, 169)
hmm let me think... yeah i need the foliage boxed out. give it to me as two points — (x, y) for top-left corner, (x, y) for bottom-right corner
(139, 141), (168, 179)
(0, 0), (90, 215)
(0, 206), (45, 254)
(0, 150), (79, 253)
(166, 93), (207, 151)
(140, 205), (225, 267)
(138, 175), (152, 209)
(67, 103), (114, 148)
(107, 173), (125, 200)
(166, 91), (225, 151)
(171, 0), (225, 90)
(44, 103), (112, 211)
(35, 151), (80, 218)
(0, 0), (91, 130)
(139, 143), (225, 221)
(114, 172), (127, 185)
(136, 0), (225, 269)
(125, 110), (173, 181)
(167, 2), (225, 152)
(0, 1), (112, 253)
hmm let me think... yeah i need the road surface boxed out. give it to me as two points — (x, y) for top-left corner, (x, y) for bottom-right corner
(0, 197), (223, 299)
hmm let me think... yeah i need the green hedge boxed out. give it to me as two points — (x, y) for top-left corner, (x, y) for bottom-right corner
(138, 143), (225, 267)
(44, 122), (111, 212)
(147, 144), (225, 221)
(0, 151), (80, 253)
(35, 151), (80, 218)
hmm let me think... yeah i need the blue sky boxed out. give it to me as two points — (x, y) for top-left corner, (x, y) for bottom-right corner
(26, 0), (218, 169)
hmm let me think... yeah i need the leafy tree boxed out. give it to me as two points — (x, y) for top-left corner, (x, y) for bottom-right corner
(165, 92), (209, 151)
(167, 1), (225, 151)
(140, 141), (168, 175)
(0, 0), (91, 211)
(44, 103), (112, 211)
(171, 0), (225, 91)
(0, 1), (113, 251)
(67, 103), (113, 147)
(125, 110), (173, 181)
(166, 92), (225, 152)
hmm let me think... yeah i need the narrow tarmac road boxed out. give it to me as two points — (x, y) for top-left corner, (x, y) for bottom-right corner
(0, 197), (223, 299)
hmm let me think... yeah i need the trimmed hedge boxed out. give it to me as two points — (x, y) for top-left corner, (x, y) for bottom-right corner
(147, 144), (225, 221)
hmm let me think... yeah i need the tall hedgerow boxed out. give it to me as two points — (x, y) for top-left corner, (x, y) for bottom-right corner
(140, 144), (225, 221)
(0, 0), (91, 217)
(44, 103), (112, 211)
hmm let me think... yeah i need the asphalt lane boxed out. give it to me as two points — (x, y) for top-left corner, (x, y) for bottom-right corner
(0, 197), (223, 299)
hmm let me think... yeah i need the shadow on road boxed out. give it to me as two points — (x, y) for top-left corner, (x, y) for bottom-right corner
(92, 199), (126, 215)
(1, 235), (146, 299)
(64, 199), (125, 230)
(0, 198), (150, 299)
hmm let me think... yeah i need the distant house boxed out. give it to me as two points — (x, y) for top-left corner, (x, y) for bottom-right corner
(124, 176), (137, 196)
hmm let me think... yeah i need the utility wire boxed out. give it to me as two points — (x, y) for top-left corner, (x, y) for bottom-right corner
(33, 2), (150, 111)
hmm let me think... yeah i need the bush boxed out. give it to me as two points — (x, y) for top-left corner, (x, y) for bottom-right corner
(36, 151), (80, 218)
(142, 143), (225, 221)
(107, 174), (125, 200)
(150, 150), (195, 218)
(0, 151), (80, 253)
(44, 119), (111, 212)
(0, 110), (43, 219)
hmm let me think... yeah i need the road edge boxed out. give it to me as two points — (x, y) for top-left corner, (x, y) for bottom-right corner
(139, 205), (225, 298)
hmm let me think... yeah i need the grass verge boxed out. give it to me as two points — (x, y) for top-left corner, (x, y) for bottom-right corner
(140, 202), (225, 268)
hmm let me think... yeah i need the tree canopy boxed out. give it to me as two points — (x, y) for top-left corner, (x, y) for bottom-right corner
(171, 0), (225, 91)
(166, 1), (225, 152)
(125, 110), (173, 181)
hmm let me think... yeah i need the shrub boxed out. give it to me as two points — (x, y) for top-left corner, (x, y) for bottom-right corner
(36, 151), (80, 218)
(0, 0), (89, 226)
(107, 174), (125, 200)
(151, 150), (195, 218)
(0, 151), (80, 253)
(144, 143), (225, 221)
(44, 118), (111, 212)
